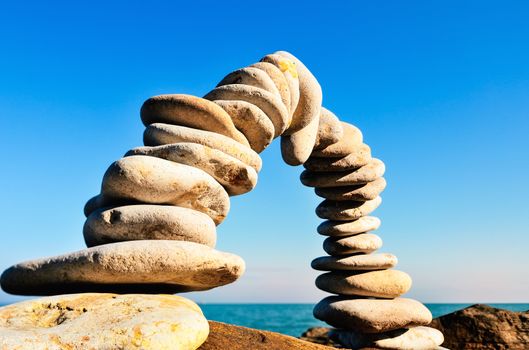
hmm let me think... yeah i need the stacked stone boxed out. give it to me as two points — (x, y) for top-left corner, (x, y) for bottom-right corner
(302, 126), (445, 348)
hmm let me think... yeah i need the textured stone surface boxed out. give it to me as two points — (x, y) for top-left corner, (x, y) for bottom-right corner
(260, 53), (299, 115)
(301, 158), (385, 188)
(83, 204), (217, 247)
(311, 122), (363, 157)
(144, 123), (262, 172)
(281, 109), (320, 165)
(323, 233), (383, 256)
(313, 107), (344, 151)
(0, 294), (209, 350)
(312, 253), (398, 271)
(305, 143), (371, 172)
(140, 94), (249, 146)
(316, 197), (382, 221)
(0, 240), (245, 295)
(217, 67), (281, 98)
(316, 178), (387, 201)
(317, 216), (381, 236)
(101, 155), (230, 224)
(314, 296), (432, 333)
(126, 143), (258, 196)
(315, 270), (412, 298)
(250, 61), (292, 115)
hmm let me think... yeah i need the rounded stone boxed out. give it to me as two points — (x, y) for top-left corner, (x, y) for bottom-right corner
(217, 67), (281, 99)
(83, 204), (217, 248)
(204, 84), (290, 137)
(301, 158), (385, 188)
(311, 253), (398, 271)
(317, 216), (381, 236)
(315, 178), (387, 201)
(140, 94), (249, 146)
(260, 53), (299, 114)
(315, 270), (412, 298)
(126, 142), (258, 196)
(84, 193), (140, 217)
(330, 326), (444, 350)
(276, 51), (322, 134)
(0, 293), (209, 350)
(316, 197), (382, 221)
(101, 155), (230, 225)
(311, 122), (363, 157)
(214, 100), (274, 153)
(304, 143), (371, 172)
(323, 233), (383, 255)
(0, 240), (245, 295)
(313, 296), (433, 333)
(144, 123), (262, 172)
(313, 107), (344, 150)
(280, 110), (320, 165)
(250, 61), (292, 115)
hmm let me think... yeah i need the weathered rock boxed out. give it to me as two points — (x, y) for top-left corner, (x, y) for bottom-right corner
(214, 100), (274, 153)
(250, 61), (292, 116)
(312, 253), (398, 271)
(140, 94), (249, 146)
(311, 122), (363, 158)
(315, 270), (412, 298)
(305, 143), (371, 172)
(126, 143), (258, 196)
(301, 159), (385, 188)
(144, 123), (262, 171)
(0, 240), (245, 295)
(83, 204), (217, 247)
(430, 304), (529, 350)
(316, 197), (382, 221)
(317, 216), (381, 237)
(330, 326), (444, 350)
(314, 296), (432, 333)
(313, 108), (344, 150)
(101, 155), (230, 224)
(281, 110), (320, 165)
(323, 233), (383, 256)
(300, 327), (340, 347)
(315, 178), (387, 201)
(204, 84), (290, 137)
(276, 51), (322, 134)
(217, 67), (281, 98)
(83, 193), (139, 217)
(260, 54), (299, 115)
(0, 294), (209, 350)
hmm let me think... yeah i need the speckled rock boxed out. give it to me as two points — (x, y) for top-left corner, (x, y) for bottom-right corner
(280, 110), (320, 165)
(250, 61), (292, 116)
(260, 54), (299, 114)
(140, 94), (249, 146)
(144, 123), (262, 172)
(101, 155), (230, 224)
(83, 204), (217, 247)
(323, 233), (383, 256)
(315, 178), (387, 201)
(311, 122), (363, 157)
(125, 143), (258, 196)
(217, 67), (281, 98)
(0, 240), (245, 295)
(0, 293), (209, 350)
(214, 100), (274, 153)
(317, 216), (381, 236)
(311, 253), (398, 271)
(204, 84), (290, 137)
(305, 143), (371, 172)
(313, 108), (344, 150)
(315, 270), (412, 298)
(314, 296), (433, 333)
(316, 197), (382, 221)
(83, 193), (138, 217)
(301, 158), (385, 188)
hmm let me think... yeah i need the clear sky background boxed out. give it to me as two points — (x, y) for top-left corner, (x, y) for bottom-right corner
(1, 1), (528, 304)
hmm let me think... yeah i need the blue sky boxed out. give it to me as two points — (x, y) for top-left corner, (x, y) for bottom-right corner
(0, 0), (528, 303)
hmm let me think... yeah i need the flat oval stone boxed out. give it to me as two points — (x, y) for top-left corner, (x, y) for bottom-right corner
(304, 143), (371, 172)
(260, 54), (299, 115)
(214, 100), (274, 153)
(316, 197), (382, 221)
(83, 205), (217, 248)
(217, 67), (281, 99)
(301, 158), (385, 188)
(280, 111), (320, 165)
(101, 155), (230, 225)
(330, 326), (444, 350)
(317, 216), (381, 236)
(323, 233), (382, 255)
(84, 193), (140, 217)
(0, 293), (209, 350)
(126, 142), (258, 196)
(0, 240), (245, 295)
(315, 178), (387, 201)
(311, 253), (398, 271)
(250, 61), (291, 115)
(144, 123), (262, 172)
(204, 84), (290, 137)
(313, 107), (344, 150)
(140, 94), (249, 146)
(311, 122), (363, 157)
(313, 296), (433, 333)
(276, 51), (322, 134)
(315, 270), (412, 298)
